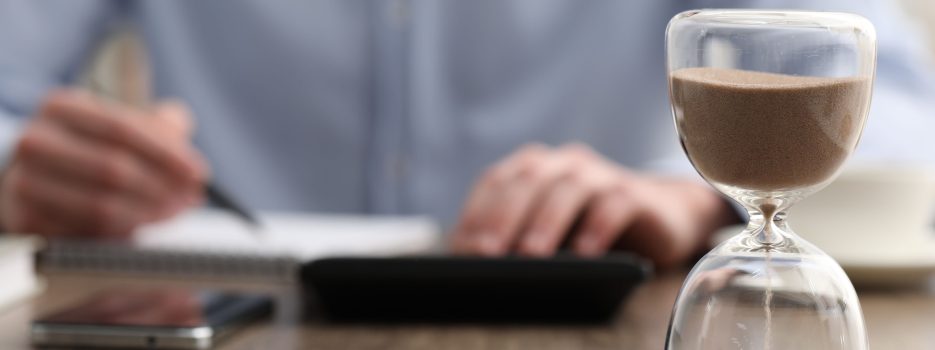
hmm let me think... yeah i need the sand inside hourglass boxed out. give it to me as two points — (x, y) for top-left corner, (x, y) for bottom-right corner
(670, 67), (871, 192)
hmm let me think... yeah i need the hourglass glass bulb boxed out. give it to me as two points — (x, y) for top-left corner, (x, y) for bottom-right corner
(665, 10), (875, 350)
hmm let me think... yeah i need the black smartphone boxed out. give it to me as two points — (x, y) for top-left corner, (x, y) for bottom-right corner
(32, 288), (272, 349)
(302, 253), (652, 323)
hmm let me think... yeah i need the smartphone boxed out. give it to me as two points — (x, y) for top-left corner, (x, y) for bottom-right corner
(32, 288), (272, 349)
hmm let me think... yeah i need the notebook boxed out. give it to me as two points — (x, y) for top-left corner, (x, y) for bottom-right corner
(0, 235), (42, 311)
(38, 209), (441, 283)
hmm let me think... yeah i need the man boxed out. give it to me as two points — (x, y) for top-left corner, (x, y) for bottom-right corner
(1, 1), (933, 268)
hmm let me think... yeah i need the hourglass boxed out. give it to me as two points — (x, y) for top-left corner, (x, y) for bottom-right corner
(665, 10), (875, 349)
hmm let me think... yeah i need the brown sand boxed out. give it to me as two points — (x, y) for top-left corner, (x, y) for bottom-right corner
(670, 67), (871, 191)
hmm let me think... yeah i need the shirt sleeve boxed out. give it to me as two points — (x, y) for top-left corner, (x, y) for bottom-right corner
(0, 0), (123, 167)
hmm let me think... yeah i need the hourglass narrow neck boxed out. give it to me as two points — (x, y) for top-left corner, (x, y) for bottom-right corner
(746, 205), (789, 246)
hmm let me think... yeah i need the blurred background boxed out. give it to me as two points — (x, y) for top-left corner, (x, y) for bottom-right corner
(898, 1), (935, 54)
(86, 1), (935, 108)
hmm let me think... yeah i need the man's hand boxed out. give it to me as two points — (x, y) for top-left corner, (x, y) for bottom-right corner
(450, 143), (737, 268)
(0, 90), (208, 238)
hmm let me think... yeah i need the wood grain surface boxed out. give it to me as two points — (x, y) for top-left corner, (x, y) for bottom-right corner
(1, 271), (932, 349)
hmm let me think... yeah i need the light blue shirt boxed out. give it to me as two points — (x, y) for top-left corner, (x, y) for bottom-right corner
(1, 0), (934, 227)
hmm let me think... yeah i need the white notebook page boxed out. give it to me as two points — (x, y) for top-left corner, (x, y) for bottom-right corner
(133, 209), (442, 260)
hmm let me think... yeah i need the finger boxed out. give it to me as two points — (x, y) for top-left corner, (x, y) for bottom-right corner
(472, 151), (583, 255)
(512, 143), (621, 256)
(15, 121), (176, 212)
(451, 143), (549, 255)
(0, 168), (61, 236)
(39, 90), (205, 184)
(2, 166), (83, 236)
(10, 164), (151, 237)
(515, 170), (599, 256)
(150, 101), (212, 181)
(9, 204), (70, 237)
(573, 185), (642, 257)
(153, 100), (195, 139)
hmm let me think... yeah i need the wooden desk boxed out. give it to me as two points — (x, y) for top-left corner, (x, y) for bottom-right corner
(1, 271), (934, 349)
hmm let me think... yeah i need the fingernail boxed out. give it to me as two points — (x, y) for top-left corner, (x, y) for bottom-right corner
(187, 192), (203, 206)
(577, 234), (602, 256)
(522, 233), (550, 256)
(474, 232), (501, 255)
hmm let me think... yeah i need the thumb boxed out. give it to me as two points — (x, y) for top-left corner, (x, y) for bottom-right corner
(153, 100), (195, 139)
(150, 100), (211, 180)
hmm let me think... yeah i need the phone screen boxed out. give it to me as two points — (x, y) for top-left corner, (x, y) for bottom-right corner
(37, 288), (269, 328)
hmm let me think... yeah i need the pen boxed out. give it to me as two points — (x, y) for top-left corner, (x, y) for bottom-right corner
(204, 183), (261, 228)
(88, 79), (261, 230)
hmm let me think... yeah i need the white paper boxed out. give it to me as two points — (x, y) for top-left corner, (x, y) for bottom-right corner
(134, 209), (442, 260)
(0, 236), (42, 312)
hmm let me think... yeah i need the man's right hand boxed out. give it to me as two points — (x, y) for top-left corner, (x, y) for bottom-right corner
(0, 90), (208, 238)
